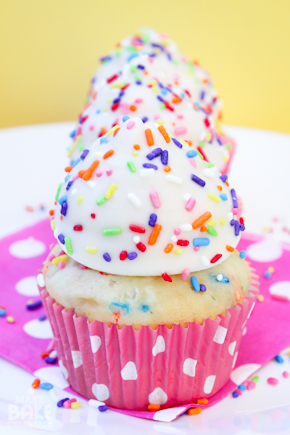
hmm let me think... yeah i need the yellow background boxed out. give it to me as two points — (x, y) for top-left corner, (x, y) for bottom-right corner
(1, 0), (290, 132)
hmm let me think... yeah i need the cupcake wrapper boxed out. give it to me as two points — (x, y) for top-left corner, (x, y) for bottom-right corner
(39, 267), (259, 411)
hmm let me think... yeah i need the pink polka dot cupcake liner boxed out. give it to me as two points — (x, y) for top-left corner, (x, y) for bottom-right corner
(39, 267), (258, 411)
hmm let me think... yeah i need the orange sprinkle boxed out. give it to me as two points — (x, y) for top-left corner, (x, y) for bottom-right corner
(134, 144), (140, 150)
(164, 165), (171, 172)
(164, 243), (173, 253)
(49, 209), (54, 216)
(92, 91), (97, 100)
(130, 105), (137, 111)
(235, 289), (241, 301)
(172, 96), (182, 103)
(113, 126), (120, 136)
(103, 150), (114, 160)
(80, 160), (99, 181)
(65, 166), (73, 173)
(113, 311), (121, 322)
(54, 201), (57, 206)
(148, 225), (162, 245)
(60, 216), (63, 221)
(148, 404), (161, 411)
(192, 212), (212, 229)
(187, 407), (202, 415)
(78, 170), (85, 178)
(144, 71), (148, 75)
(196, 398), (208, 405)
(41, 352), (49, 359)
(225, 181), (229, 187)
(200, 226), (207, 232)
(100, 127), (108, 136)
(145, 128), (154, 146)
(217, 185), (222, 191)
(32, 379), (40, 389)
(158, 125), (171, 143)
(226, 245), (235, 252)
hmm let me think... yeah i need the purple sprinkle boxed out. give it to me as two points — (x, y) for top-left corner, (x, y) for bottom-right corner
(172, 137), (183, 148)
(98, 405), (108, 412)
(240, 224), (245, 232)
(58, 234), (65, 244)
(26, 300), (42, 310)
(220, 174), (228, 183)
(200, 90), (205, 101)
(217, 137), (223, 146)
(191, 174), (206, 187)
(135, 80), (142, 85)
(157, 96), (164, 102)
(61, 202), (68, 216)
(113, 97), (120, 104)
(44, 357), (57, 364)
(38, 314), (47, 321)
(66, 181), (74, 191)
(137, 64), (145, 70)
(80, 149), (89, 160)
(161, 150), (168, 165)
(149, 213), (157, 227)
(142, 117), (148, 123)
(127, 252), (137, 260)
(57, 398), (70, 408)
(232, 391), (239, 398)
(143, 163), (158, 170)
(146, 148), (163, 160)
(100, 55), (112, 62)
(103, 253), (111, 262)
(231, 189), (238, 209)
(151, 42), (165, 52)
(231, 219), (240, 236)
(200, 284), (207, 292)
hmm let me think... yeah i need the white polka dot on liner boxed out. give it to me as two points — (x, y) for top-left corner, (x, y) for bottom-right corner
(152, 336), (165, 356)
(92, 383), (109, 401)
(15, 276), (39, 296)
(269, 281), (290, 301)
(120, 361), (138, 380)
(247, 238), (282, 262)
(9, 237), (46, 258)
(148, 387), (168, 405)
(204, 375), (216, 394)
(71, 350), (82, 368)
(23, 319), (53, 339)
(213, 325), (228, 344)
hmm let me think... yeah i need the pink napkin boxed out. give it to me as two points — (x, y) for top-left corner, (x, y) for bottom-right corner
(0, 219), (289, 422)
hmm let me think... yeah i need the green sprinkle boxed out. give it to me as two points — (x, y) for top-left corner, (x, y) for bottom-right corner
(205, 163), (214, 168)
(55, 183), (63, 202)
(252, 376), (259, 383)
(65, 236), (73, 255)
(226, 144), (232, 150)
(102, 228), (122, 236)
(96, 197), (107, 206)
(77, 140), (84, 151)
(134, 74), (142, 81)
(127, 161), (136, 173)
(199, 141), (205, 149)
(207, 226), (218, 236)
(197, 150), (204, 160)
(160, 103), (165, 110)
(130, 64), (137, 73)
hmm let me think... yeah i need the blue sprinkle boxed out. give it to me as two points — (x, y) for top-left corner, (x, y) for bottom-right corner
(57, 398), (70, 408)
(80, 149), (89, 160)
(40, 383), (53, 391)
(264, 271), (272, 279)
(127, 252), (137, 260)
(146, 148), (163, 160)
(73, 157), (81, 167)
(127, 53), (139, 62)
(96, 109), (101, 114)
(58, 195), (67, 205)
(44, 357), (57, 364)
(69, 129), (76, 138)
(58, 234), (65, 244)
(200, 284), (207, 292)
(219, 194), (228, 201)
(216, 275), (230, 283)
(38, 314), (47, 321)
(64, 174), (70, 183)
(66, 181), (74, 191)
(100, 136), (108, 144)
(190, 276), (200, 292)
(109, 302), (129, 315)
(238, 384), (246, 391)
(26, 300), (42, 310)
(161, 150), (168, 165)
(103, 253), (111, 262)
(61, 202), (68, 217)
(0, 308), (7, 316)
(142, 117), (148, 123)
(122, 116), (130, 122)
(143, 163), (158, 170)
(141, 305), (149, 312)
(186, 150), (198, 158)
(161, 89), (167, 96)
(149, 213), (157, 227)
(240, 250), (247, 259)
(193, 238), (210, 247)
(172, 137), (183, 148)
(275, 355), (284, 364)
(98, 405), (109, 412)
(220, 174), (228, 182)
(191, 174), (206, 187)
(232, 391), (239, 398)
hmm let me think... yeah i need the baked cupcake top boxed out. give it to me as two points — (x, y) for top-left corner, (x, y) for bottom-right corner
(53, 117), (244, 276)
(68, 54), (231, 172)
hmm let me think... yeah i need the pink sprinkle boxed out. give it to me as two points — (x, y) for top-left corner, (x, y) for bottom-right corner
(58, 261), (65, 269)
(74, 125), (82, 141)
(89, 124), (95, 131)
(243, 380), (249, 388)
(185, 197), (196, 211)
(174, 127), (187, 136)
(72, 174), (79, 182)
(247, 381), (256, 390)
(237, 389), (243, 396)
(56, 250), (65, 257)
(188, 158), (196, 168)
(63, 398), (77, 409)
(173, 74), (180, 82)
(150, 190), (161, 208)
(174, 228), (181, 235)
(194, 246), (200, 252)
(271, 294), (289, 302)
(232, 208), (238, 215)
(148, 57), (153, 63)
(127, 120), (135, 130)
(106, 169), (113, 176)
(49, 216), (54, 222)
(80, 264), (88, 270)
(283, 371), (289, 378)
(135, 98), (143, 104)
(121, 102), (129, 115)
(48, 254), (55, 262)
(153, 114), (160, 120)
(181, 268), (190, 281)
(177, 114), (184, 119)
(267, 377), (279, 385)
(96, 171), (103, 177)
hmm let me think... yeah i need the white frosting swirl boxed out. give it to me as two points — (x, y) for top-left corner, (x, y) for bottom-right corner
(54, 117), (243, 276)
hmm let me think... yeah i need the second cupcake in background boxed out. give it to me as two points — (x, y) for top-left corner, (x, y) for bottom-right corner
(40, 117), (258, 410)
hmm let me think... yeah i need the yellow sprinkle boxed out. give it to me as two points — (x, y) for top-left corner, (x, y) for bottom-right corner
(180, 140), (189, 147)
(132, 151), (138, 156)
(220, 219), (225, 226)
(268, 266), (275, 273)
(107, 125), (120, 136)
(156, 119), (164, 125)
(205, 132), (211, 142)
(208, 193), (220, 203)
(105, 183), (117, 199)
(50, 219), (55, 231)
(208, 219), (216, 227)
(107, 97), (112, 103)
(152, 86), (159, 94)
(85, 247), (97, 254)
(6, 316), (14, 323)
(110, 82), (126, 89)
(149, 80), (157, 86)
(71, 402), (81, 409)
(257, 295), (264, 302)
(103, 108), (108, 112)
(223, 156), (229, 162)
(67, 139), (79, 158)
(52, 255), (68, 265)
(77, 196), (83, 204)
(174, 248), (183, 256)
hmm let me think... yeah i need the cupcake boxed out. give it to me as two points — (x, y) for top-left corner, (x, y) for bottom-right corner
(40, 118), (258, 410)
